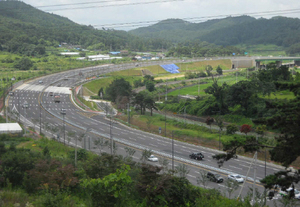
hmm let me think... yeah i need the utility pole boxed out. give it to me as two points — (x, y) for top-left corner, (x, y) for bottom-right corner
(18, 91), (20, 122)
(6, 106), (8, 123)
(252, 135), (258, 205)
(127, 102), (130, 125)
(236, 61), (239, 83)
(172, 131), (174, 172)
(110, 115), (113, 155)
(165, 83), (167, 137)
(75, 136), (77, 167)
(165, 83), (168, 101)
(106, 103), (108, 117)
(61, 109), (66, 145)
(23, 101), (28, 135)
(164, 108), (167, 137)
(184, 106), (186, 126)
(84, 134), (86, 149)
(39, 104), (42, 134)
(198, 78), (200, 96)
(265, 148), (267, 177)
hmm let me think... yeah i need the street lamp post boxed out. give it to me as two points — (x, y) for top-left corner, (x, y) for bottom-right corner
(39, 104), (42, 134)
(172, 131), (175, 172)
(110, 115), (113, 155)
(60, 109), (66, 145)
(23, 101), (28, 135)
(18, 91), (20, 122)
(165, 83), (168, 137)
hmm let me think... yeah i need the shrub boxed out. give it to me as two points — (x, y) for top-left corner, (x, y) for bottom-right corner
(226, 124), (238, 135)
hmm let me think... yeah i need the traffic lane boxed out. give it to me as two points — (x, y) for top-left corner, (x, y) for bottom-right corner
(40, 121), (282, 207)
(52, 124), (269, 203)
(21, 90), (282, 185)
(53, 106), (280, 182)
(48, 96), (282, 179)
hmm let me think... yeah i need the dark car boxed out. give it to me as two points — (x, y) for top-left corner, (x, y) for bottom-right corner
(189, 152), (204, 160)
(207, 172), (223, 183)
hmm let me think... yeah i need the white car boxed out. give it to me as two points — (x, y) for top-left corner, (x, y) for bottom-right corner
(228, 174), (244, 183)
(148, 155), (158, 162)
(39, 80), (43, 84)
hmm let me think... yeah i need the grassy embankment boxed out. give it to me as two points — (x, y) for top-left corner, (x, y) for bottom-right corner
(236, 44), (286, 57)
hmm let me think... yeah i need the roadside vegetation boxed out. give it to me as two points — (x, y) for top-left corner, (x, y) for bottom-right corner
(0, 135), (266, 207)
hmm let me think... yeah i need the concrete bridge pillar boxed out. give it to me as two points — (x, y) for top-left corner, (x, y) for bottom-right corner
(255, 61), (260, 70)
(295, 61), (300, 67)
(276, 61), (282, 67)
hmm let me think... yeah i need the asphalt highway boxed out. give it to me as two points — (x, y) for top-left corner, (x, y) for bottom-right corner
(7, 58), (291, 205)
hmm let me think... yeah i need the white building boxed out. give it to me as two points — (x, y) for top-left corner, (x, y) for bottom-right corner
(0, 123), (23, 134)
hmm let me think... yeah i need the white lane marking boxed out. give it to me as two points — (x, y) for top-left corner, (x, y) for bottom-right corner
(129, 137), (136, 141)
(149, 143), (158, 148)
(229, 165), (243, 170)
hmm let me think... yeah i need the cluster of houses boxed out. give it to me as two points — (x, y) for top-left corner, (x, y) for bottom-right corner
(59, 43), (165, 62)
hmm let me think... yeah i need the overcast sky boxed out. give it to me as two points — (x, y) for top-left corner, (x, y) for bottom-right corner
(22, 0), (300, 31)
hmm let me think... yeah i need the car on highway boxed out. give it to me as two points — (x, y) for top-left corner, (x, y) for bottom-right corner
(148, 155), (158, 162)
(189, 152), (204, 160)
(207, 172), (223, 183)
(228, 174), (244, 183)
(54, 95), (61, 103)
(39, 80), (43, 84)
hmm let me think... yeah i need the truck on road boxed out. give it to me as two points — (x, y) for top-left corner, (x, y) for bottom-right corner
(54, 95), (60, 103)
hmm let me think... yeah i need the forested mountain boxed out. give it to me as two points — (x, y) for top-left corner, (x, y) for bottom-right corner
(0, 1), (171, 53)
(129, 16), (256, 43)
(130, 16), (300, 54)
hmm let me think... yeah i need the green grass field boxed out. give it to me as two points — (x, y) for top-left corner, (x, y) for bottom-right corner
(236, 44), (286, 57)
(135, 113), (233, 142)
(168, 75), (246, 96)
(84, 76), (142, 94)
(260, 90), (296, 100)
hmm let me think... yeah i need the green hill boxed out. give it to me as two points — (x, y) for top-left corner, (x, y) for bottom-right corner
(130, 15), (300, 54)
(129, 16), (256, 42)
(0, 1), (170, 53)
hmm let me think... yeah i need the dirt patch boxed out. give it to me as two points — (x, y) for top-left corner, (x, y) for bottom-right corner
(141, 69), (154, 76)
(155, 74), (185, 80)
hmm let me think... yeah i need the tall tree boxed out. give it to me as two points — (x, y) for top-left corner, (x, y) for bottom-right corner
(226, 80), (256, 115)
(105, 78), (132, 102)
(204, 77), (229, 114)
(144, 92), (157, 116)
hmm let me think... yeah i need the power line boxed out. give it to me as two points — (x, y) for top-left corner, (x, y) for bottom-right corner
(92, 8), (300, 29)
(36, 0), (126, 8)
(43, 0), (184, 12)
(1, 1), (300, 30)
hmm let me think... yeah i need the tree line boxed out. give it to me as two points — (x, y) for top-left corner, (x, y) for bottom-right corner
(0, 135), (266, 206)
